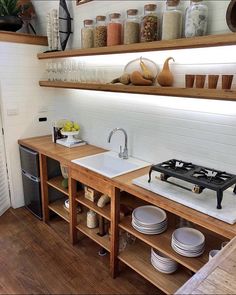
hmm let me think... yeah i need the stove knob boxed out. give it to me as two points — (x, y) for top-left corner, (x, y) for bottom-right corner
(160, 173), (167, 181)
(192, 185), (201, 194)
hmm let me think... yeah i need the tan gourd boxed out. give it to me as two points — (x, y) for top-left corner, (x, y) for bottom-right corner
(130, 71), (153, 86)
(157, 57), (175, 87)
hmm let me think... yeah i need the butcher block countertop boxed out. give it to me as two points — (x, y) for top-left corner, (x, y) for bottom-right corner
(176, 236), (236, 294)
(18, 135), (236, 240)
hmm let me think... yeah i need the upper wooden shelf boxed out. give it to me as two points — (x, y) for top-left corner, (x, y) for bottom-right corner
(37, 33), (236, 59)
(39, 81), (236, 101)
(0, 31), (47, 46)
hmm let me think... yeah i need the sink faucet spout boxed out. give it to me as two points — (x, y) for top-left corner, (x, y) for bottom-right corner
(107, 128), (128, 159)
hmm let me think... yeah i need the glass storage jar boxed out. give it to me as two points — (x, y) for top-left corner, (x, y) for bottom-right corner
(140, 4), (160, 42)
(107, 13), (122, 46)
(185, 0), (208, 37)
(162, 0), (183, 40)
(123, 9), (140, 45)
(81, 19), (94, 49)
(94, 15), (107, 47)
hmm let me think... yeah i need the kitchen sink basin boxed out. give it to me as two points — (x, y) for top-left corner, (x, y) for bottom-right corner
(72, 151), (150, 178)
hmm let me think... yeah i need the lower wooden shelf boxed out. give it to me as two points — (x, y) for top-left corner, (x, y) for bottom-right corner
(39, 81), (236, 101)
(119, 216), (222, 273)
(48, 198), (69, 222)
(76, 211), (110, 252)
(118, 240), (191, 295)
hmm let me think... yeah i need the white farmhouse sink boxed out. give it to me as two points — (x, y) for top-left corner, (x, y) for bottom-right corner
(72, 151), (150, 178)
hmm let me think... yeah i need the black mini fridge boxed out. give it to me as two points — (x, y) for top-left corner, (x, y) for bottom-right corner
(19, 145), (42, 219)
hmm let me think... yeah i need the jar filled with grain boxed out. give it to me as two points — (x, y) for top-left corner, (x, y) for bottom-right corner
(81, 19), (94, 49)
(123, 9), (140, 45)
(185, 0), (208, 38)
(162, 0), (183, 40)
(140, 4), (160, 42)
(107, 13), (122, 46)
(94, 15), (107, 47)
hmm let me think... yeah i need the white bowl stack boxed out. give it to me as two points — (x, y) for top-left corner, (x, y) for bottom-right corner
(171, 227), (205, 257)
(151, 248), (178, 274)
(132, 205), (167, 235)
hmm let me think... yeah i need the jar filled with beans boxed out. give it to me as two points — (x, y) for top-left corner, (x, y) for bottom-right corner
(81, 19), (94, 49)
(140, 4), (160, 42)
(94, 15), (107, 47)
(107, 13), (122, 46)
(123, 9), (140, 45)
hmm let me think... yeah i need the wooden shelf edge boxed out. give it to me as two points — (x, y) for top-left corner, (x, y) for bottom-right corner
(48, 198), (69, 222)
(75, 196), (111, 221)
(39, 81), (236, 101)
(37, 33), (236, 59)
(76, 224), (110, 252)
(47, 176), (69, 196)
(0, 31), (48, 46)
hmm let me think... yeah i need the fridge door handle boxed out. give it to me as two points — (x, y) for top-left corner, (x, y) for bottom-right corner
(22, 170), (40, 183)
(20, 145), (38, 156)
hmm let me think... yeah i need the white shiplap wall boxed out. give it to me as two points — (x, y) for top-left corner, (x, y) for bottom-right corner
(3, 0), (235, 208)
(0, 42), (58, 208)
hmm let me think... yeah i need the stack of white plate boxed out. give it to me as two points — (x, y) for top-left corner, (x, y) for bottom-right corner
(171, 227), (205, 257)
(132, 205), (167, 235)
(151, 248), (178, 274)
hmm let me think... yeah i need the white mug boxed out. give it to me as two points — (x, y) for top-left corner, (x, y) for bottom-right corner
(209, 249), (220, 260)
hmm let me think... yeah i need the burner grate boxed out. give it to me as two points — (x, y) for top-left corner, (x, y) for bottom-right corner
(192, 169), (232, 185)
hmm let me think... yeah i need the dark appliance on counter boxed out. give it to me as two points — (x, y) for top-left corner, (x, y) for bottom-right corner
(19, 145), (42, 219)
(148, 159), (236, 209)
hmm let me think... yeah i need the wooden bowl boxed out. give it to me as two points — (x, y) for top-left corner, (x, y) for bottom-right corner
(226, 0), (236, 32)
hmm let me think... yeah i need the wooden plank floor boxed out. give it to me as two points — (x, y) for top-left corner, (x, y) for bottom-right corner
(0, 208), (160, 295)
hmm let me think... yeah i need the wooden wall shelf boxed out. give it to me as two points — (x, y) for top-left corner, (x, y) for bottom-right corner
(0, 31), (48, 46)
(37, 33), (236, 59)
(39, 81), (236, 101)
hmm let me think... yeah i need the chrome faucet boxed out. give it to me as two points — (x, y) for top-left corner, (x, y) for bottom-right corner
(107, 128), (128, 159)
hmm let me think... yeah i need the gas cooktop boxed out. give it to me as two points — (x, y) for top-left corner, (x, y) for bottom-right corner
(148, 159), (236, 209)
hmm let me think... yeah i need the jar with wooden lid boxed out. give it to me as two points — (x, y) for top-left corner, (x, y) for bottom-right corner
(81, 19), (94, 49)
(185, 0), (208, 37)
(123, 9), (140, 45)
(107, 13), (122, 46)
(87, 210), (98, 229)
(162, 0), (183, 40)
(140, 4), (160, 42)
(94, 15), (107, 47)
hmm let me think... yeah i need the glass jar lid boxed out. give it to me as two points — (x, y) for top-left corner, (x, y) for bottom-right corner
(109, 13), (121, 19)
(127, 9), (138, 16)
(144, 4), (157, 11)
(166, 0), (180, 6)
(84, 19), (94, 26)
(96, 15), (106, 21)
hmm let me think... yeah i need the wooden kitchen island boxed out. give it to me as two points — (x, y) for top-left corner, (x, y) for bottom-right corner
(18, 135), (236, 294)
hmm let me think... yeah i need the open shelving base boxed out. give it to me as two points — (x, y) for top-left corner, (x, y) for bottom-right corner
(39, 81), (236, 101)
(118, 240), (191, 295)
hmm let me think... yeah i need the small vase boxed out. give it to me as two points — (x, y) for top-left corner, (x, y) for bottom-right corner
(0, 16), (23, 32)
(226, 0), (236, 32)
(157, 57), (175, 87)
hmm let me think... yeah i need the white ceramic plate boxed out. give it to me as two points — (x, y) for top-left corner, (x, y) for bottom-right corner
(132, 206), (167, 226)
(172, 227), (205, 247)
